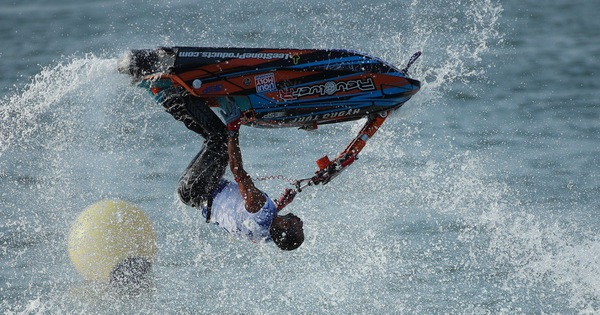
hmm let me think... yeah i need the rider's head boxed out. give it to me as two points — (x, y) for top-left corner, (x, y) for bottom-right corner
(270, 213), (304, 251)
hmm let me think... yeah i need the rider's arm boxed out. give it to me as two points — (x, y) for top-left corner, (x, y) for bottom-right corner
(228, 132), (266, 213)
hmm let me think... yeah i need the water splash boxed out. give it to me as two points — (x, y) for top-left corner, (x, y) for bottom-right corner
(5, 0), (598, 313)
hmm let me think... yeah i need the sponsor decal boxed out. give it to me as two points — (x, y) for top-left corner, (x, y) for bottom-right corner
(291, 53), (301, 65)
(178, 51), (201, 57)
(278, 77), (376, 101)
(278, 88), (296, 101)
(201, 84), (224, 94)
(324, 63), (366, 72)
(290, 108), (362, 123)
(262, 111), (286, 119)
(254, 73), (276, 93)
(178, 51), (292, 60)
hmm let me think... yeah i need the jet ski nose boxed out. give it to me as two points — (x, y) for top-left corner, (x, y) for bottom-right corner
(118, 48), (175, 80)
(117, 49), (159, 79)
(117, 51), (134, 74)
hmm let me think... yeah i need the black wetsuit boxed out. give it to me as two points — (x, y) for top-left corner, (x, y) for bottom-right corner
(158, 88), (228, 209)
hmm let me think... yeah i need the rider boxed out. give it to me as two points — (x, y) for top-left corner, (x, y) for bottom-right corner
(158, 88), (304, 250)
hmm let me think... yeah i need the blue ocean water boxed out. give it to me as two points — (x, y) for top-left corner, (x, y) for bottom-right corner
(1, 0), (599, 313)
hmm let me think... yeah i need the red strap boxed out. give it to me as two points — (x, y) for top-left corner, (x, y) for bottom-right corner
(312, 111), (390, 184)
(278, 111), (391, 205)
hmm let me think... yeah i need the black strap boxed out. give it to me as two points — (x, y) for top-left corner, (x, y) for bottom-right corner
(401, 51), (422, 75)
(206, 197), (213, 223)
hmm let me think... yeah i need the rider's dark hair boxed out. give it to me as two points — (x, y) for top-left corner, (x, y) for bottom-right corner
(270, 222), (304, 251)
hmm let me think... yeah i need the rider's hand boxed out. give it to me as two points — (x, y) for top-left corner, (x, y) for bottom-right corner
(220, 99), (242, 131)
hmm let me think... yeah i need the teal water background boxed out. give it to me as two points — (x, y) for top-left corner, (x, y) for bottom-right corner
(1, 0), (599, 313)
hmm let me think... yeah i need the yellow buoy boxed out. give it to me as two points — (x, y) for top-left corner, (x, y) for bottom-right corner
(68, 200), (158, 284)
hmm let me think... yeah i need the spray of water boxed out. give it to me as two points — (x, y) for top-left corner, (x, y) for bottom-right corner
(2, 0), (598, 313)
